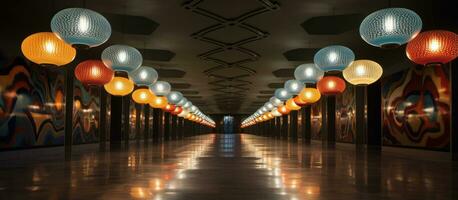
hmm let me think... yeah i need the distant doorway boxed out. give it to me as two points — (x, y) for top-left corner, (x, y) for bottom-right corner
(223, 116), (234, 134)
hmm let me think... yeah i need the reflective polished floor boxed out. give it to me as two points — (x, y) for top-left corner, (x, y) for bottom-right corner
(1, 134), (457, 199)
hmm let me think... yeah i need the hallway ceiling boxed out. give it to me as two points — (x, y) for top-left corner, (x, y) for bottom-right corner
(1, 0), (456, 114)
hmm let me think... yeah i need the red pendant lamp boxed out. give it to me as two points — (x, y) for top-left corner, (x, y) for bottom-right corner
(406, 30), (458, 66)
(171, 106), (183, 115)
(75, 60), (114, 85)
(317, 76), (346, 95)
(164, 104), (176, 112)
(278, 105), (291, 115)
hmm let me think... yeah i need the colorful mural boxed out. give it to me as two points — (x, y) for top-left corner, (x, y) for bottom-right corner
(335, 85), (356, 143)
(72, 79), (100, 144)
(310, 100), (322, 140)
(382, 65), (450, 151)
(0, 58), (65, 149)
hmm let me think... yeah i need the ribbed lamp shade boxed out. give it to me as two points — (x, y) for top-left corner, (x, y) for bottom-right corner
(406, 30), (458, 66)
(343, 60), (383, 85)
(183, 101), (193, 109)
(286, 98), (301, 110)
(284, 79), (304, 95)
(314, 45), (355, 72)
(51, 8), (111, 47)
(264, 102), (274, 110)
(272, 108), (282, 117)
(21, 32), (76, 66)
(167, 91), (184, 105)
(293, 96), (307, 106)
(132, 88), (155, 104)
(75, 60), (114, 85)
(130, 66), (158, 86)
(102, 45), (142, 72)
(317, 76), (346, 95)
(294, 63), (324, 83)
(104, 76), (134, 96)
(274, 88), (292, 101)
(269, 97), (283, 107)
(360, 8), (422, 48)
(176, 98), (188, 106)
(164, 104), (176, 112)
(149, 96), (168, 109)
(298, 88), (321, 103)
(172, 106), (183, 115)
(150, 81), (171, 96)
(278, 105), (291, 115)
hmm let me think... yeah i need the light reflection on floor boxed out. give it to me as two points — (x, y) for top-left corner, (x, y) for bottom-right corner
(0, 134), (457, 199)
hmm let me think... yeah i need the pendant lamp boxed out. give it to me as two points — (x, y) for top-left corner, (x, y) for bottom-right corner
(294, 63), (324, 83)
(172, 106), (183, 115)
(104, 72), (134, 96)
(298, 87), (321, 103)
(102, 45), (142, 72)
(130, 66), (158, 86)
(286, 98), (301, 110)
(51, 8), (111, 48)
(314, 45), (355, 72)
(278, 105), (291, 115)
(406, 30), (458, 66)
(293, 96), (307, 106)
(317, 76), (346, 95)
(164, 104), (176, 112)
(21, 32), (76, 66)
(343, 60), (383, 85)
(132, 88), (155, 104)
(360, 8), (422, 48)
(150, 81), (171, 96)
(75, 60), (114, 85)
(274, 88), (292, 101)
(284, 79), (304, 95)
(149, 96), (168, 109)
(167, 91), (184, 105)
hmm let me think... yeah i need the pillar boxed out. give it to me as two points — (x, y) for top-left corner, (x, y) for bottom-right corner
(303, 106), (311, 144)
(123, 95), (131, 146)
(367, 81), (382, 151)
(355, 86), (366, 150)
(144, 106), (150, 145)
(171, 115), (177, 140)
(152, 108), (161, 143)
(322, 96), (336, 147)
(110, 95), (123, 150)
(290, 110), (298, 142)
(99, 88), (107, 151)
(281, 115), (289, 140)
(164, 112), (170, 141)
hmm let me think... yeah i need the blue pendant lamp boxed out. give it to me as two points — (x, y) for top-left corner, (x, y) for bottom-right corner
(294, 63), (324, 83)
(360, 8), (422, 48)
(51, 8), (111, 48)
(314, 45), (355, 72)
(167, 91), (184, 105)
(130, 66), (158, 86)
(150, 81), (171, 96)
(274, 88), (292, 101)
(102, 45), (143, 73)
(284, 79), (304, 95)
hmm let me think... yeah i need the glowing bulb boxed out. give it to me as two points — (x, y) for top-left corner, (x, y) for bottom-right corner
(384, 15), (395, 33)
(355, 65), (366, 75)
(327, 81), (336, 89)
(305, 67), (313, 77)
(115, 81), (124, 90)
(77, 15), (90, 33)
(305, 91), (312, 98)
(428, 38), (440, 52)
(328, 52), (338, 63)
(139, 71), (148, 79)
(118, 51), (127, 63)
(44, 40), (56, 53)
(140, 92), (147, 100)
(90, 66), (101, 77)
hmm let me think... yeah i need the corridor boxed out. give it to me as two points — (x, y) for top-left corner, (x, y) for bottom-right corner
(0, 134), (456, 199)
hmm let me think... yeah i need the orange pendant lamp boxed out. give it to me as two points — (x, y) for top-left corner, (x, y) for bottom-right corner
(293, 96), (307, 106)
(286, 98), (301, 110)
(317, 76), (346, 95)
(164, 104), (176, 112)
(278, 105), (291, 115)
(172, 106), (183, 115)
(21, 32), (76, 66)
(298, 87), (321, 103)
(75, 60), (114, 85)
(406, 30), (458, 66)
(104, 72), (134, 96)
(132, 87), (155, 104)
(149, 96), (168, 109)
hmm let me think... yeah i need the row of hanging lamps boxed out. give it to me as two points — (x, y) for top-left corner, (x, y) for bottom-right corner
(21, 32), (76, 66)
(317, 76), (346, 95)
(314, 45), (355, 72)
(75, 60), (114, 85)
(130, 66), (158, 104)
(359, 8), (422, 48)
(343, 60), (383, 85)
(51, 8), (111, 48)
(406, 30), (458, 66)
(294, 63), (324, 83)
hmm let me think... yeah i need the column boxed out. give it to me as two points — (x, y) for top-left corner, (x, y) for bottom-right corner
(152, 108), (161, 143)
(144, 106), (150, 145)
(290, 110), (298, 142)
(322, 96), (336, 147)
(303, 106), (311, 144)
(110, 95), (123, 150)
(164, 112), (170, 141)
(99, 88), (107, 151)
(281, 115), (289, 140)
(366, 81), (382, 151)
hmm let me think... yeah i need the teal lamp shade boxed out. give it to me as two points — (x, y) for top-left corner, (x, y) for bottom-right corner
(51, 8), (111, 48)
(314, 45), (354, 72)
(294, 63), (324, 83)
(102, 45), (142, 73)
(274, 88), (292, 101)
(130, 66), (158, 86)
(167, 91), (184, 105)
(269, 97), (283, 106)
(150, 81), (171, 96)
(284, 79), (304, 95)
(176, 97), (188, 106)
(360, 8), (422, 48)
(183, 101), (193, 109)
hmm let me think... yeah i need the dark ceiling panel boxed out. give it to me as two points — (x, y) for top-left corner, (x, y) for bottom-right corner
(170, 83), (191, 89)
(156, 69), (185, 78)
(301, 14), (364, 35)
(283, 48), (319, 61)
(268, 83), (283, 89)
(272, 68), (294, 78)
(259, 90), (274, 94)
(180, 90), (199, 95)
(139, 49), (176, 61)
(103, 13), (159, 35)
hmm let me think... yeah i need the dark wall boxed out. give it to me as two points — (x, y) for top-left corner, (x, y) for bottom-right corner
(212, 114), (245, 134)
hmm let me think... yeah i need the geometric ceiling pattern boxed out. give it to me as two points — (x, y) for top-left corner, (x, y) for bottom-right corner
(182, 0), (279, 113)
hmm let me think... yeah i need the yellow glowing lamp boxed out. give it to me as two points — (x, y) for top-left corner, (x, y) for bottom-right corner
(132, 87), (155, 104)
(267, 112), (274, 119)
(104, 75), (134, 96)
(21, 32), (76, 66)
(149, 96), (168, 109)
(343, 59), (383, 85)
(286, 98), (301, 110)
(298, 88), (321, 104)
